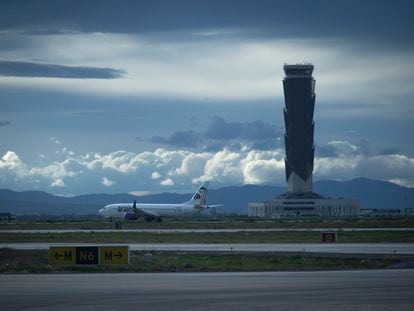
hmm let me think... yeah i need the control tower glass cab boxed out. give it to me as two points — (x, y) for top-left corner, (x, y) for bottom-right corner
(282, 64), (315, 194)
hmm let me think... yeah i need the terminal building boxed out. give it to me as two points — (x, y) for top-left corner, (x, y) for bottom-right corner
(0, 212), (16, 223)
(248, 197), (359, 218)
(360, 208), (414, 218)
(248, 64), (359, 218)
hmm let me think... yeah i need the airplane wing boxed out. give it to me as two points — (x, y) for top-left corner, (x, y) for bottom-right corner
(131, 200), (159, 217)
(133, 207), (159, 217)
(207, 204), (223, 208)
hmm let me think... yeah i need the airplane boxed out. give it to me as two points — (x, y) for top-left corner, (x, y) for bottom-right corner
(98, 181), (221, 222)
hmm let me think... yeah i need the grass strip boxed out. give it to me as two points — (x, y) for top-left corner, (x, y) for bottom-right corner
(1, 231), (414, 243)
(2, 218), (414, 230)
(0, 248), (399, 273)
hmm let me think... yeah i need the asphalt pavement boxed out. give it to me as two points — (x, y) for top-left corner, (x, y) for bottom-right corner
(1, 228), (414, 233)
(2, 242), (414, 254)
(1, 269), (413, 310)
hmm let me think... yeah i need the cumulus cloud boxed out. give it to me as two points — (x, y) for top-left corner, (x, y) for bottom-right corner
(160, 178), (174, 186)
(101, 177), (115, 187)
(56, 147), (75, 156)
(314, 141), (414, 187)
(0, 151), (27, 178)
(51, 178), (65, 188)
(151, 172), (162, 180)
(316, 140), (373, 158)
(317, 140), (359, 158)
(1, 140), (414, 194)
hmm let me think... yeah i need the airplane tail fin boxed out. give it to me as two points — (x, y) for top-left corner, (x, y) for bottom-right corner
(186, 181), (209, 207)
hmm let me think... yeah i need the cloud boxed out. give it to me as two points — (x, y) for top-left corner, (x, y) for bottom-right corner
(160, 178), (174, 186)
(205, 116), (280, 141)
(0, 61), (125, 79)
(0, 31), (413, 122)
(147, 116), (281, 151)
(0, 121), (10, 127)
(380, 147), (400, 155)
(149, 130), (201, 148)
(49, 137), (61, 145)
(205, 117), (278, 141)
(316, 140), (377, 158)
(51, 178), (65, 188)
(101, 177), (115, 187)
(151, 172), (162, 180)
(0, 0), (412, 45)
(1, 150), (20, 165)
(314, 141), (414, 187)
(317, 140), (359, 158)
(0, 151), (27, 178)
(204, 117), (281, 151)
(1, 140), (414, 195)
(315, 154), (414, 187)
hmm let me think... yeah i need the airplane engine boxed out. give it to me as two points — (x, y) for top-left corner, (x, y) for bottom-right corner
(124, 212), (138, 220)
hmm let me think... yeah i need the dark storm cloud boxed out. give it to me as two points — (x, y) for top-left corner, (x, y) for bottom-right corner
(380, 147), (401, 156)
(205, 116), (279, 141)
(149, 131), (201, 148)
(0, 61), (125, 79)
(147, 116), (281, 150)
(0, 121), (11, 127)
(1, 0), (413, 45)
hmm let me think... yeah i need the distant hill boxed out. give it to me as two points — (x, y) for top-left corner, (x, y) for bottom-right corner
(0, 178), (412, 215)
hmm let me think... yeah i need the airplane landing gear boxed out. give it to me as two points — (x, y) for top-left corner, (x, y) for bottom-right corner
(115, 221), (122, 229)
(144, 216), (162, 222)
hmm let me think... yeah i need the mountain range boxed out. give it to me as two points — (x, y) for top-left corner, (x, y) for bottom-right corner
(0, 178), (412, 215)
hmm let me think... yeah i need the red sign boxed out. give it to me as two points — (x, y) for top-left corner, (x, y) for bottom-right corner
(321, 232), (337, 243)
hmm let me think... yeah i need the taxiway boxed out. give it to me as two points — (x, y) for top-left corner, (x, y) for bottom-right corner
(1, 269), (413, 310)
(2, 242), (414, 254)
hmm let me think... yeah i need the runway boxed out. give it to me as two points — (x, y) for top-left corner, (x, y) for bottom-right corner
(3, 242), (414, 254)
(1, 269), (413, 310)
(1, 227), (414, 233)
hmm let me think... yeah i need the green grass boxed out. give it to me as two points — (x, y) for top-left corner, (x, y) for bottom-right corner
(0, 248), (398, 273)
(2, 218), (414, 230)
(1, 230), (414, 243)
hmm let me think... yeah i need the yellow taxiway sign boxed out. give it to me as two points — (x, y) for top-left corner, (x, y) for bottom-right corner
(49, 246), (130, 265)
(100, 246), (130, 265)
(49, 247), (76, 265)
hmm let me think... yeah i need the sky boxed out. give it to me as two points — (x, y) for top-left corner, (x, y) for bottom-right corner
(1, 0), (414, 195)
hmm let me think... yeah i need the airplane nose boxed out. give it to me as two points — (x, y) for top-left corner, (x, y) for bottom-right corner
(98, 208), (104, 215)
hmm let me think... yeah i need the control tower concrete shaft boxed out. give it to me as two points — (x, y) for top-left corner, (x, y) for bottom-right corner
(283, 64), (315, 193)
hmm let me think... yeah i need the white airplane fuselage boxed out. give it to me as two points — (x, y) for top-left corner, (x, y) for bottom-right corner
(98, 202), (203, 220)
(98, 181), (221, 221)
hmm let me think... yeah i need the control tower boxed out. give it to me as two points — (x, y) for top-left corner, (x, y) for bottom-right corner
(248, 64), (359, 218)
(283, 64), (315, 194)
